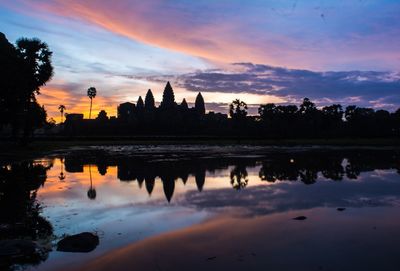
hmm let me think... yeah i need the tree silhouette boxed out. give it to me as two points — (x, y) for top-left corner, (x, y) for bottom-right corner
(16, 38), (53, 87)
(24, 101), (48, 138)
(0, 160), (53, 268)
(345, 105), (375, 136)
(87, 87), (97, 119)
(96, 110), (108, 121)
(258, 103), (277, 120)
(322, 104), (342, 121)
(298, 98), (321, 137)
(195, 92), (205, 115)
(144, 89), (155, 110)
(0, 33), (19, 130)
(0, 33), (53, 140)
(58, 104), (66, 123)
(299, 98), (317, 115)
(229, 99), (248, 121)
(258, 103), (299, 137)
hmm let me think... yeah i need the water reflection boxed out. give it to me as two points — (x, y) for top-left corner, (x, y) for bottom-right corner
(87, 164), (96, 200)
(58, 158), (66, 181)
(1, 147), (400, 270)
(230, 164), (249, 190)
(61, 149), (400, 202)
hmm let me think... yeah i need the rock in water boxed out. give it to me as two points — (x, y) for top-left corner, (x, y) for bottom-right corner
(337, 208), (346, 211)
(57, 232), (99, 252)
(293, 216), (307, 220)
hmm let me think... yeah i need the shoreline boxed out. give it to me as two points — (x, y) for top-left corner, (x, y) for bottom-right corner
(1, 137), (399, 161)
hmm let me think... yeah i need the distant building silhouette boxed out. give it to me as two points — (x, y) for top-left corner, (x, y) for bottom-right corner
(59, 81), (400, 138)
(144, 89), (155, 110)
(195, 92), (205, 115)
(117, 102), (135, 122)
(137, 96), (144, 111)
(65, 113), (83, 122)
(63, 82), (224, 135)
(160, 81), (176, 109)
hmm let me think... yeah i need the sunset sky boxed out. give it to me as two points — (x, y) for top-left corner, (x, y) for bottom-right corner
(1, 0), (399, 121)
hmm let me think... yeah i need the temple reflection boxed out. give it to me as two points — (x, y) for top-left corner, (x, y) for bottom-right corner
(62, 149), (400, 202)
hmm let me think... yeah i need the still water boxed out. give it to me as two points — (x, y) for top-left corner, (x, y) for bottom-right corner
(1, 145), (400, 271)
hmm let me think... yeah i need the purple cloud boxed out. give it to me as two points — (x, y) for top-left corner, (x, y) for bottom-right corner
(173, 63), (400, 110)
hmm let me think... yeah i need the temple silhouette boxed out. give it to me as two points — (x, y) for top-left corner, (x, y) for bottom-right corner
(64, 81), (228, 136)
(59, 81), (400, 138)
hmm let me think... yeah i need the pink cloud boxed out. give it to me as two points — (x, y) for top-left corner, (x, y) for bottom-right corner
(2, 0), (314, 68)
(4, 0), (400, 71)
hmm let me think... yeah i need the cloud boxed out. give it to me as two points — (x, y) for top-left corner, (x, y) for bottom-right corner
(170, 63), (400, 110)
(4, 0), (400, 70)
(176, 172), (400, 217)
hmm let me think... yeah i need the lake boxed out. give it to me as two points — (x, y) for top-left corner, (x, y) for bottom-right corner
(1, 145), (400, 271)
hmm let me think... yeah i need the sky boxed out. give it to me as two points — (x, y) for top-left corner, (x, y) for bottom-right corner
(0, 0), (399, 120)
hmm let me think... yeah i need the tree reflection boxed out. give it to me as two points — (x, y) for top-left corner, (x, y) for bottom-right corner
(87, 164), (96, 200)
(230, 165), (248, 190)
(0, 161), (54, 269)
(257, 151), (396, 184)
(58, 157), (66, 181)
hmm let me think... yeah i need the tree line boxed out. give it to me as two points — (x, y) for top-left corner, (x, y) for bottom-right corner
(0, 32), (53, 142)
(254, 98), (400, 138)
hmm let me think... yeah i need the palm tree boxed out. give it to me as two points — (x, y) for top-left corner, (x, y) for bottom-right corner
(58, 104), (66, 123)
(87, 87), (97, 119)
